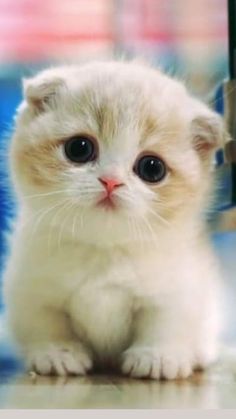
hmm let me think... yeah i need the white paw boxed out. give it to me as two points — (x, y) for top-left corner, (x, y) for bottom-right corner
(121, 346), (208, 380)
(26, 342), (93, 376)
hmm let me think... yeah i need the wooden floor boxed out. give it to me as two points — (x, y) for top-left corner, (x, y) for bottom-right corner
(1, 230), (236, 409)
(0, 349), (236, 409)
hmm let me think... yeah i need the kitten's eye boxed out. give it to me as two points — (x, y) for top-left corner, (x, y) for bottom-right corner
(64, 136), (97, 163)
(134, 154), (166, 183)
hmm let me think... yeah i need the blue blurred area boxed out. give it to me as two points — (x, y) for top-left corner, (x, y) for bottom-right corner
(0, 77), (22, 307)
(215, 83), (224, 115)
(214, 83), (225, 167)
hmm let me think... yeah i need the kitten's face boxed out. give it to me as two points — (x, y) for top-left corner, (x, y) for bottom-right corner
(11, 62), (223, 245)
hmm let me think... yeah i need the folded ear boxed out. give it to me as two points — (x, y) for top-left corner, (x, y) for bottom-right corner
(22, 69), (65, 114)
(190, 105), (227, 161)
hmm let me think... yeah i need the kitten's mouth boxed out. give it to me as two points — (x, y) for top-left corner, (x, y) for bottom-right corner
(96, 195), (117, 210)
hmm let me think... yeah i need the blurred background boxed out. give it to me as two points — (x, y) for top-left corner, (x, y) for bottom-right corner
(0, 0), (228, 118)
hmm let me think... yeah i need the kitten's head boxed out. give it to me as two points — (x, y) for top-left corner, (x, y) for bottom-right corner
(10, 61), (225, 245)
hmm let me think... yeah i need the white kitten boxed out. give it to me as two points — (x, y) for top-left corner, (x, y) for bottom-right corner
(4, 61), (225, 379)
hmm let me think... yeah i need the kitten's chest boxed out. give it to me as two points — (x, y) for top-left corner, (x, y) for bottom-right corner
(69, 282), (133, 357)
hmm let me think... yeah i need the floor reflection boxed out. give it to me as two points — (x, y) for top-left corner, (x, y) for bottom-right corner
(1, 354), (236, 409)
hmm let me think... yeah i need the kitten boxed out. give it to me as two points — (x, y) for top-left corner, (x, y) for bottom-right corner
(4, 61), (225, 380)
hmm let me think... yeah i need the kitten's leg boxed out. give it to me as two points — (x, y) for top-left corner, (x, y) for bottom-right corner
(6, 301), (93, 376)
(121, 299), (220, 380)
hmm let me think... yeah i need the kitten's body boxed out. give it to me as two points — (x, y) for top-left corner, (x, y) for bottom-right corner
(4, 61), (224, 379)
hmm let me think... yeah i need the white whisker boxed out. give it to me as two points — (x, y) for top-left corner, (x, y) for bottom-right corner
(72, 209), (79, 240)
(140, 214), (157, 244)
(57, 201), (76, 251)
(47, 199), (72, 253)
(25, 190), (68, 199)
(29, 199), (69, 241)
(132, 217), (147, 252)
(128, 216), (137, 242)
(148, 208), (171, 227)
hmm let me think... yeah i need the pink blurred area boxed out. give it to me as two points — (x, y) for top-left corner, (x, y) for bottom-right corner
(0, 0), (229, 95)
(0, 0), (114, 61)
(0, 0), (227, 60)
(119, 0), (227, 43)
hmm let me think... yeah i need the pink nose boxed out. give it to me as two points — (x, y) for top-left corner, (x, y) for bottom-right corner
(98, 176), (123, 194)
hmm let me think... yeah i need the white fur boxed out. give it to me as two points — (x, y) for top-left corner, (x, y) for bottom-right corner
(4, 61), (224, 379)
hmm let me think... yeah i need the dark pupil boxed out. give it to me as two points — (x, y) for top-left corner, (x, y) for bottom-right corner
(138, 156), (165, 183)
(65, 137), (94, 163)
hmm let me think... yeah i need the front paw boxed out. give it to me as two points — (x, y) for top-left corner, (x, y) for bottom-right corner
(121, 346), (200, 380)
(26, 342), (93, 376)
